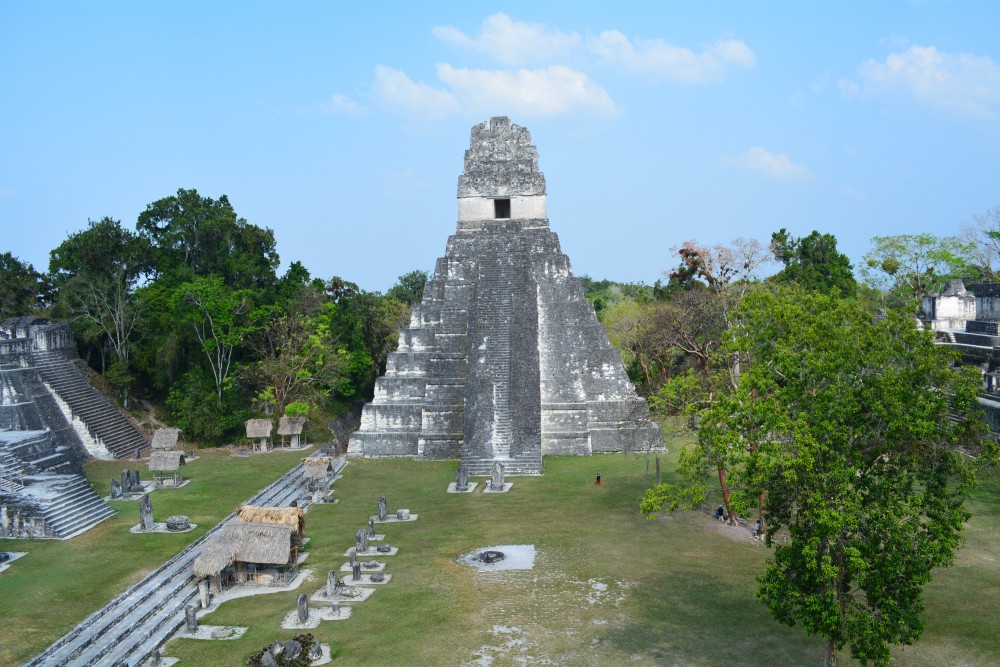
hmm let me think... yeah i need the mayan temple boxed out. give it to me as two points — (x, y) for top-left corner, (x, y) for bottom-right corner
(348, 117), (661, 474)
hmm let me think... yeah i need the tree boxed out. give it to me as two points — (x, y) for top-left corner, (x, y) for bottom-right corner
(245, 311), (342, 418)
(649, 238), (773, 520)
(0, 252), (44, 318)
(48, 217), (153, 405)
(771, 229), (856, 296)
(667, 238), (773, 293)
(643, 287), (994, 666)
(960, 205), (1000, 281)
(137, 188), (279, 290)
(861, 233), (973, 299)
(172, 276), (267, 405)
(386, 270), (428, 306)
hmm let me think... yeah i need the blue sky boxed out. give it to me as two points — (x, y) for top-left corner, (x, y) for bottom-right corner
(2, 2), (998, 292)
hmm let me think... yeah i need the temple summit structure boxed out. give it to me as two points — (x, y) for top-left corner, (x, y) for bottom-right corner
(348, 117), (661, 474)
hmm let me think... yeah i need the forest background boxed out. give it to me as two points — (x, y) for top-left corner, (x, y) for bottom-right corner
(2, 190), (999, 447)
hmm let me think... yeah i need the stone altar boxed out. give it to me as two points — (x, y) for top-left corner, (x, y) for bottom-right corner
(348, 117), (661, 474)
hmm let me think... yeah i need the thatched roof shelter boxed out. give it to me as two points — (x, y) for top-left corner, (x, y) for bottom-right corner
(193, 522), (293, 577)
(150, 427), (181, 450)
(245, 419), (273, 439)
(236, 505), (305, 539)
(278, 416), (308, 436)
(149, 450), (185, 472)
(302, 456), (334, 479)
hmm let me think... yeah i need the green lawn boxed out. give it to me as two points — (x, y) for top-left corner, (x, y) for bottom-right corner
(2, 447), (998, 666)
(165, 451), (1000, 666)
(0, 447), (310, 666)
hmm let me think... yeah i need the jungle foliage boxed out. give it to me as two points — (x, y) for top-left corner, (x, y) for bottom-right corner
(3, 188), (424, 444)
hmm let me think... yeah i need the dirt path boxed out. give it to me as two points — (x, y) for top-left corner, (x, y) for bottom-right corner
(137, 399), (169, 431)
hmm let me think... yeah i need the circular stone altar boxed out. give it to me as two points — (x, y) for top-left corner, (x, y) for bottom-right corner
(477, 550), (506, 564)
(459, 545), (536, 571)
(166, 515), (191, 531)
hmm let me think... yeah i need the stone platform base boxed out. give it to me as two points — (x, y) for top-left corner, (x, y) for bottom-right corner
(372, 513), (419, 523)
(182, 625), (248, 641)
(310, 585), (375, 604)
(107, 481), (156, 501)
(339, 573), (391, 586)
(0, 552), (27, 574)
(483, 483), (513, 493)
(346, 546), (398, 557)
(129, 522), (198, 534)
(447, 482), (479, 493)
(152, 479), (192, 490)
(282, 603), (354, 629)
(340, 560), (385, 572)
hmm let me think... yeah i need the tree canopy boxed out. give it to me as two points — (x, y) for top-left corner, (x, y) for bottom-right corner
(643, 286), (994, 666)
(770, 229), (856, 296)
(0, 252), (45, 319)
(137, 188), (279, 290)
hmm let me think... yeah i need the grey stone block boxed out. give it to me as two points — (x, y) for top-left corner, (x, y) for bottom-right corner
(347, 117), (661, 469)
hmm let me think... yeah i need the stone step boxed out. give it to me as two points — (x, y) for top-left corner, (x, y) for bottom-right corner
(28, 459), (322, 666)
(43, 492), (114, 531)
(30, 351), (149, 460)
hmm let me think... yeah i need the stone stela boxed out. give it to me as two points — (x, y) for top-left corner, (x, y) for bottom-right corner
(348, 117), (661, 475)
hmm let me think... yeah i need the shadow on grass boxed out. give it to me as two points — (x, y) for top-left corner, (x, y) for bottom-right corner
(600, 567), (824, 666)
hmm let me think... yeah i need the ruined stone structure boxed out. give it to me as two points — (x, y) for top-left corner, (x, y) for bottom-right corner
(1, 317), (149, 459)
(349, 117), (661, 474)
(1, 317), (144, 537)
(921, 279), (977, 331)
(916, 281), (1000, 430)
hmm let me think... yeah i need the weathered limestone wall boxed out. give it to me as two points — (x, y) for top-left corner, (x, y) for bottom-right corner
(458, 195), (547, 222)
(348, 117), (661, 473)
(921, 279), (977, 331)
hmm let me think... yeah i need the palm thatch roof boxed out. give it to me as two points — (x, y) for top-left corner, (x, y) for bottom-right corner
(235, 505), (305, 537)
(277, 416), (308, 436)
(192, 522), (293, 577)
(245, 419), (273, 438)
(150, 427), (181, 450)
(148, 450), (185, 471)
(302, 456), (334, 479)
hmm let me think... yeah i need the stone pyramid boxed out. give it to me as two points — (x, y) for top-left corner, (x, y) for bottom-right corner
(348, 117), (661, 474)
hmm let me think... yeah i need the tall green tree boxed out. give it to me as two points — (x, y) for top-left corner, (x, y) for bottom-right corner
(771, 229), (856, 296)
(386, 270), (428, 306)
(643, 287), (993, 666)
(48, 217), (153, 404)
(0, 252), (45, 318)
(171, 276), (268, 405)
(861, 233), (973, 299)
(137, 188), (279, 290)
(245, 311), (342, 418)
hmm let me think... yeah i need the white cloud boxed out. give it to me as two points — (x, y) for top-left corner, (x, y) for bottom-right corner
(838, 185), (867, 201)
(438, 64), (618, 117)
(841, 45), (1000, 119)
(837, 77), (861, 98)
(326, 93), (362, 115)
(0, 185), (13, 199)
(721, 147), (811, 181)
(433, 13), (580, 66)
(589, 31), (755, 83)
(790, 89), (806, 109)
(372, 64), (618, 119)
(433, 13), (754, 85)
(373, 65), (459, 119)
